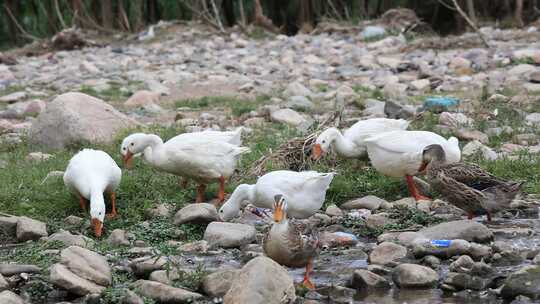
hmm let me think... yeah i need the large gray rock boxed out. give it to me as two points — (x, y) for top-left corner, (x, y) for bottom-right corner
(0, 264), (41, 276)
(49, 264), (105, 296)
(46, 230), (93, 247)
(120, 289), (144, 304)
(203, 222), (256, 248)
(270, 108), (311, 128)
(133, 280), (203, 303)
(501, 265), (540, 300)
(60, 246), (111, 286)
(418, 220), (493, 243)
(173, 203), (218, 225)
(0, 274), (8, 291)
(29, 92), (138, 149)
(130, 256), (168, 277)
(369, 242), (407, 266)
(0, 290), (24, 304)
(224, 257), (295, 304)
(106, 229), (130, 246)
(350, 269), (390, 290)
(16, 216), (47, 242)
(0, 216), (18, 236)
(443, 272), (490, 291)
(202, 269), (240, 297)
(392, 264), (439, 289)
(341, 196), (387, 210)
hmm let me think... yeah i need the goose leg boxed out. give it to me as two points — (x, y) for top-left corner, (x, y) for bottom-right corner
(196, 184), (206, 203)
(302, 258), (316, 290)
(79, 196), (88, 212)
(106, 191), (117, 219)
(218, 176), (226, 203)
(406, 175), (431, 201)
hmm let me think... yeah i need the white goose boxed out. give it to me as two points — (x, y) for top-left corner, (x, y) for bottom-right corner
(63, 149), (121, 237)
(121, 133), (250, 203)
(312, 118), (409, 160)
(219, 170), (335, 221)
(364, 130), (461, 201)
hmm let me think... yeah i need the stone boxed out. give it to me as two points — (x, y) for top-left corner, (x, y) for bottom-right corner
(365, 214), (392, 230)
(525, 113), (540, 125)
(0, 290), (24, 304)
(79, 61), (99, 74)
(64, 215), (84, 226)
(224, 257), (295, 304)
(319, 232), (360, 248)
(149, 269), (181, 285)
(0, 264), (41, 276)
(524, 83), (540, 92)
(124, 90), (160, 108)
(286, 95), (314, 111)
(133, 280), (203, 303)
(422, 255), (441, 269)
(130, 256), (167, 277)
(243, 117), (265, 128)
(341, 196), (386, 210)
(508, 64), (537, 77)
(179, 240), (209, 253)
(325, 204), (343, 217)
(0, 91), (27, 103)
(462, 140), (498, 160)
(530, 71), (540, 83)
(350, 269), (391, 290)
(60, 246), (111, 286)
(270, 108), (310, 128)
(444, 272), (489, 291)
(120, 289), (144, 304)
(173, 203), (218, 225)
(106, 229), (130, 246)
(392, 264), (439, 289)
(418, 220), (493, 243)
(204, 222), (256, 249)
(439, 112), (472, 128)
(49, 264), (105, 296)
(455, 129), (489, 144)
(144, 203), (172, 219)
(501, 266), (540, 300)
(449, 57), (472, 71)
(202, 269), (240, 297)
(0, 216), (18, 236)
(25, 152), (52, 162)
(410, 79), (430, 91)
(29, 92), (138, 149)
(284, 81), (312, 97)
(513, 133), (539, 145)
(46, 230), (93, 247)
(16, 216), (47, 242)
(0, 274), (8, 291)
(369, 242), (408, 266)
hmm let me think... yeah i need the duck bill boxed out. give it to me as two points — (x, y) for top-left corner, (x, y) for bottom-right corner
(417, 161), (428, 174)
(311, 144), (323, 161)
(91, 218), (103, 237)
(122, 151), (134, 169)
(273, 207), (284, 223)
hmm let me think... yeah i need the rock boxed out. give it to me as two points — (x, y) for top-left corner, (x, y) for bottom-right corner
(449, 255), (475, 273)
(202, 269), (240, 297)
(365, 214), (392, 230)
(149, 269), (181, 285)
(409, 79), (430, 91)
(525, 113), (540, 125)
(284, 81), (312, 97)
(444, 272), (489, 291)
(0, 264), (41, 276)
(144, 203), (172, 219)
(392, 264), (439, 289)
(501, 266), (540, 300)
(16, 216), (48, 242)
(29, 92), (138, 149)
(336, 85), (357, 105)
(49, 264), (105, 296)
(0, 290), (24, 304)
(0, 274), (8, 291)
(350, 269), (391, 290)
(243, 117), (265, 128)
(64, 215), (84, 226)
(439, 112), (472, 128)
(418, 220), (493, 243)
(286, 96), (314, 111)
(462, 140), (498, 160)
(270, 108), (311, 128)
(204, 222), (256, 249)
(455, 129), (489, 144)
(120, 289), (144, 304)
(47, 230), (93, 247)
(325, 204), (343, 217)
(533, 253), (540, 265)
(173, 203), (218, 225)
(449, 57), (472, 71)
(422, 255), (441, 270)
(319, 232), (360, 248)
(530, 71), (540, 83)
(179, 240), (209, 253)
(130, 256), (167, 277)
(133, 280), (203, 303)
(224, 257), (295, 304)
(79, 61), (99, 74)
(106, 229), (130, 246)
(0, 216), (18, 236)
(508, 64), (537, 77)
(303, 54), (326, 65)
(361, 26), (386, 39)
(60, 246), (111, 286)
(124, 90), (160, 108)
(412, 239), (491, 260)
(341, 196), (387, 210)
(0, 91), (27, 104)
(513, 133), (538, 145)
(369, 242), (408, 266)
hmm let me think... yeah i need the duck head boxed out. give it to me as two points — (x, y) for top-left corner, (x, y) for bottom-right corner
(90, 203), (105, 237)
(120, 133), (147, 169)
(418, 144), (446, 173)
(273, 194), (288, 223)
(312, 128), (337, 160)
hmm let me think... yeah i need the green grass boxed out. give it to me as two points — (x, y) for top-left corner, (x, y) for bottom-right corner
(79, 82), (131, 102)
(175, 95), (270, 118)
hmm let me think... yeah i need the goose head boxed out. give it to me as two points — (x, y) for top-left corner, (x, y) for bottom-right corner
(273, 194), (288, 223)
(120, 133), (148, 168)
(418, 144), (446, 173)
(90, 200), (106, 237)
(312, 128), (338, 160)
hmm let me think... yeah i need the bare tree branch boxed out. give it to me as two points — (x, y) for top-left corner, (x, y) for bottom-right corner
(179, 0), (222, 31)
(451, 0), (490, 48)
(254, 0), (281, 34)
(209, 0), (225, 32)
(239, 0), (247, 27)
(3, 4), (40, 41)
(53, 0), (67, 29)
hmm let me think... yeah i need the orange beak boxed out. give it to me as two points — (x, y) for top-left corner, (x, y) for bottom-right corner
(312, 143), (323, 161)
(91, 218), (103, 237)
(273, 196), (285, 223)
(417, 160), (428, 174)
(122, 151), (134, 169)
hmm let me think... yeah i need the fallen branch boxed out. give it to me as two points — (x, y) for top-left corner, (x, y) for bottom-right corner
(451, 0), (490, 48)
(179, 0), (222, 32)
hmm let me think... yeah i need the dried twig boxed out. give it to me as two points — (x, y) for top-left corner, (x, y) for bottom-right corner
(53, 0), (67, 29)
(327, 0), (342, 20)
(179, 0), (222, 31)
(239, 0), (247, 27)
(254, 0), (281, 34)
(451, 0), (490, 48)
(209, 0), (225, 32)
(3, 4), (40, 41)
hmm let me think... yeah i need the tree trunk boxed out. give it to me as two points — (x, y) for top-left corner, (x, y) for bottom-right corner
(515, 0), (524, 27)
(101, 0), (113, 28)
(4, 0), (20, 43)
(131, 0), (145, 31)
(221, 0), (235, 26)
(71, 0), (84, 27)
(147, 0), (159, 23)
(298, 0), (312, 29)
(466, 0), (477, 24)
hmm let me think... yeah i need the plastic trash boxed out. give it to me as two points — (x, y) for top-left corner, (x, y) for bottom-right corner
(430, 239), (452, 248)
(361, 26), (386, 39)
(421, 96), (460, 113)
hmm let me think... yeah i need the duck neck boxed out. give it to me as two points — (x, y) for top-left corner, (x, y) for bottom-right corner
(230, 184), (256, 208)
(141, 134), (164, 164)
(330, 129), (359, 158)
(89, 189), (106, 214)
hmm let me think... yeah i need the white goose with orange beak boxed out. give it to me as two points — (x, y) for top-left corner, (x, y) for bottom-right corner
(312, 118), (409, 161)
(63, 149), (121, 237)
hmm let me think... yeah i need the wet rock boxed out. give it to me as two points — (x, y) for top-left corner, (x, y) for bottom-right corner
(422, 255), (441, 270)
(0, 274), (8, 291)
(369, 242), (407, 266)
(202, 269), (240, 297)
(174, 203), (218, 225)
(350, 269), (390, 290)
(316, 285), (355, 303)
(392, 264), (439, 289)
(462, 140), (497, 160)
(455, 129), (489, 144)
(46, 230), (93, 247)
(449, 255), (474, 273)
(325, 204), (343, 217)
(144, 203), (172, 219)
(106, 229), (130, 246)
(59, 246), (111, 286)
(340, 196), (386, 210)
(49, 264), (105, 296)
(418, 220), (493, 243)
(0, 91), (27, 104)
(0, 264), (41, 276)
(16, 216), (48, 242)
(120, 289), (144, 304)
(501, 265), (540, 300)
(124, 90), (160, 108)
(204, 222), (256, 249)
(130, 256), (167, 278)
(133, 280), (203, 303)
(443, 272), (490, 291)
(0, 290), (24, 304)
(224, 256), (295, 304)
(29, 92), (138, 149)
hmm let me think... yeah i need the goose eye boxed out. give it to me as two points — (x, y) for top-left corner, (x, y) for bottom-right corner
(122, 147), (126, 151)
(322, 140), (326, 144)
(219, 209), (224, 213)
(130, 143), (134, 146)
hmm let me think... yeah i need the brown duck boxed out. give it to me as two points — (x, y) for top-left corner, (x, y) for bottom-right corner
(263, 194), (319, 289)
(419, 144), (523, 221)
